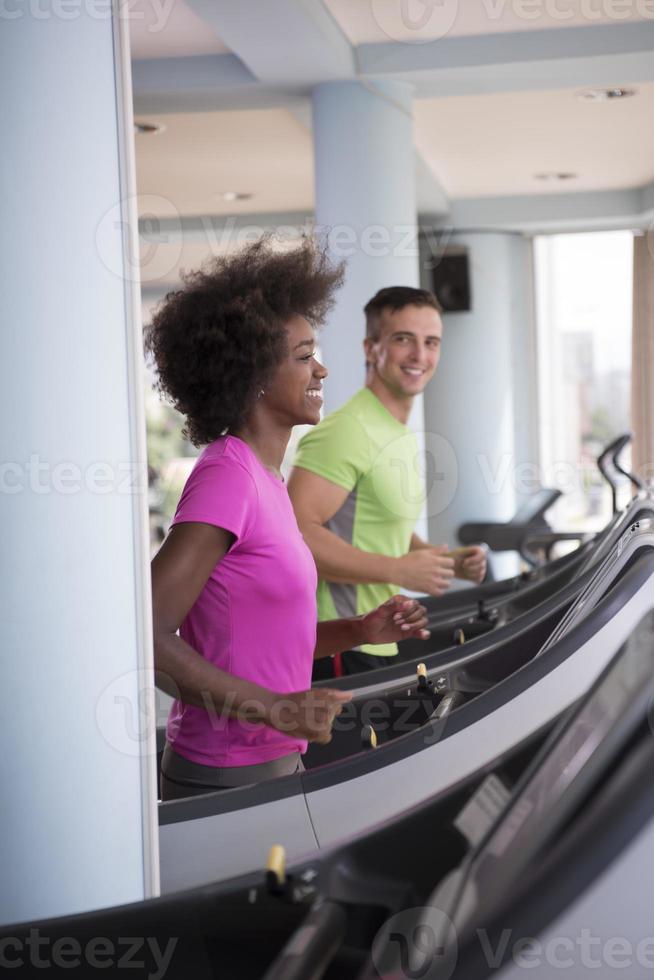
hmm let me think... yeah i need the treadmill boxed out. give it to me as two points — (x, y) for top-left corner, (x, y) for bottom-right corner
(455, 431), (640, 571)
(157, 522), (654, 892)
(376, 605), (654, 979)
(415, 433), (646, 634)
(257, 601), (654, 980)
(418, 486), (654, 649)
(325, 494), (654, 687)
(12, 600), (654, 979)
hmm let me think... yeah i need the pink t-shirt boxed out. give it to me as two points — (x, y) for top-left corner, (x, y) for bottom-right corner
(166, 436), (317, 767)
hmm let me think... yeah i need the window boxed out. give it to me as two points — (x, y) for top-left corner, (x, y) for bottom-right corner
(534, 231), (633, 533)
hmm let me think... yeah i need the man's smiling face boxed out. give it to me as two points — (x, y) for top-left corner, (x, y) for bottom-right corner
(364, 304), (443, 400)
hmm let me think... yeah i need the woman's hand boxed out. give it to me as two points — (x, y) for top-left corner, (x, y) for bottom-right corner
(360, 595), (430, 645)
(266, 688), (353, 744)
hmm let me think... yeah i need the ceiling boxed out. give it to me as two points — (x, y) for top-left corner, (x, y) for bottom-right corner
(134, 109), (314, 216)
(130, 0), (654, 254)
(135, 85), (654, 216)
(416, 82), (654, 198)
(129, 0), (230, 59)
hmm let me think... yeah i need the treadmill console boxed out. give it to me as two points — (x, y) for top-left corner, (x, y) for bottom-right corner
(617, 516), (654, 556)
(428, 611), (654, 939)
(540, 518), (654, 652)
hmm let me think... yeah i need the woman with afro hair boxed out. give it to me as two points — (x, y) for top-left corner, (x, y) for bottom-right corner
(146, 238), (429, 800)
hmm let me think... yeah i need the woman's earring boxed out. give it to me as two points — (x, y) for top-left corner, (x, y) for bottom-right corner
(257, 389), (265, 400)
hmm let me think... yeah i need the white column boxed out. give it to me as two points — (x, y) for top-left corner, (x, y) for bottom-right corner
(312, 80), (420, 411)
(0, 3), (159, 925)
(631, 234), (654, 480)
(423, 233), (538, 577)
(312, 80), (429, 539)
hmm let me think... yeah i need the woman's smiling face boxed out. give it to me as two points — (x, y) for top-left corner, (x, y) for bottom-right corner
(261, 315), (328, 426)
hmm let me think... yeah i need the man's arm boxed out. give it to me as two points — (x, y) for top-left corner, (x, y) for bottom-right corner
(288, 467), (454, 596)
(410, 533), (431, 550)
(447, 546), (488, 584)
(288, 467), (397, 584)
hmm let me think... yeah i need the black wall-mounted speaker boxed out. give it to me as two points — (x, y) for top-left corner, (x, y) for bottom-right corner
(431, 251), (471, 312)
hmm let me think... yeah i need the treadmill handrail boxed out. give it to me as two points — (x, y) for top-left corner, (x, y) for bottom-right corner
(261, 900), (346, 980)
(520, 530), (590, 565)
(597, 432), (632, 476)
(597, 432), (632, 514)
(613, 446), (644, 492)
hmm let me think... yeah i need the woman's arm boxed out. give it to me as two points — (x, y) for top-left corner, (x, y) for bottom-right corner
(152, 522), (350, 741)
(314, 596), (430, 659)
(314, 618), (364, 660)
(152, 522), (271, 714)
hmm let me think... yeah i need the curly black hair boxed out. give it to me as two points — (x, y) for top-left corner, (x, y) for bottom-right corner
(144, 237), (345, 446)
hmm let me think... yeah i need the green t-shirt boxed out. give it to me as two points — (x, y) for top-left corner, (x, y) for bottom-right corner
(293, 388), (424, 656)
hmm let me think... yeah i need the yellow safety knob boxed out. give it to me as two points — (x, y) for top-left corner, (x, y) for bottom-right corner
(417, 663), (427, 679)
(361, 724), (377, 749)
(266, 845), (286, 887)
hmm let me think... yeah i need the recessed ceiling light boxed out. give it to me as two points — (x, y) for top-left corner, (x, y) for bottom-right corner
(534, 172), (578, 182)
(134, 122), (166, 135)
(577, 88), (636, 102)
(219, 191), (253, 202)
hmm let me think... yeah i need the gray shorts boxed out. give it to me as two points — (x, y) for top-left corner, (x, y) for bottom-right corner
(160, 743), (304, 801)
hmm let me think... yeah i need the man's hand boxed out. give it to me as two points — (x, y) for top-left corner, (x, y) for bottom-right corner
(266, 688), (353, 744)
(394, 546), (455, 596)
(360, 595), (430, 645)
(449, 546), (487, 584)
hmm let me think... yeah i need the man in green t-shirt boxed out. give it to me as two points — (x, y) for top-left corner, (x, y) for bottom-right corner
(289, 285), (486, 675)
